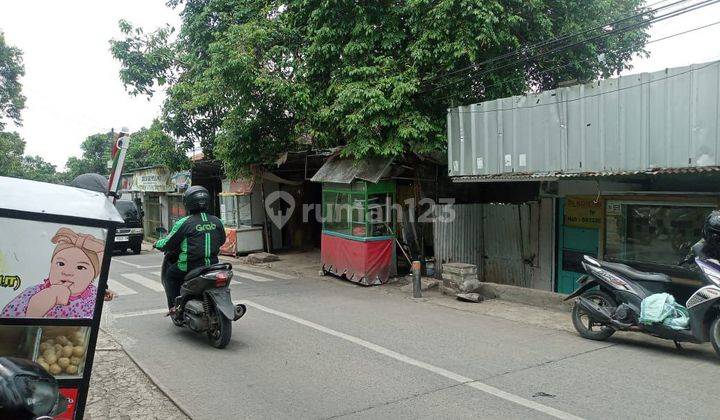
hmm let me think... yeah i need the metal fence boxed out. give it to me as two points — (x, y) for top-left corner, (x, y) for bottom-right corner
(434, 200), (554, 290)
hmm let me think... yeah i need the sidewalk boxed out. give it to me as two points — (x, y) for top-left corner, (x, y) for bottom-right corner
(86, 329), (189, 420)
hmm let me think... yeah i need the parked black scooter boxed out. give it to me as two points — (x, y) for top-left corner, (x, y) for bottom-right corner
(565, 250), (720, 357)
(161, 251), (246, 349)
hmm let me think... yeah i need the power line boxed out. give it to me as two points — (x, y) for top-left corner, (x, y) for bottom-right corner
(432, 19), (720, 105)
(447, 59), (720, 114)
(422, 0), (720, 95)
(420, 0), (720, 95)
(422, 0), (688, 85)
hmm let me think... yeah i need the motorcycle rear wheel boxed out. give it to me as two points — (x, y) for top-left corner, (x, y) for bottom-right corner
(572, 290), (617, 341)
(208, 306), (232, 349)
(709, 317), (720, 358)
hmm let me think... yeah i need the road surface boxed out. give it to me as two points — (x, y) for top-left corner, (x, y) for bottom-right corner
(101, 250), (720, 420)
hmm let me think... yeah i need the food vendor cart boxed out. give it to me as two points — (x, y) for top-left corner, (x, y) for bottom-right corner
(0, 176), (123, 419)
(312, 156), (397, 285)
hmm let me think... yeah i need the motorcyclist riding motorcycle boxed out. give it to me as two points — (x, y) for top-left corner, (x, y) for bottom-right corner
(688, 210), (720, 262)
(154, 186), (226, 310)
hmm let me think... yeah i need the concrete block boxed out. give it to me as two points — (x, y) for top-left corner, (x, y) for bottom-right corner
(442, 263), (477, 276)
(456, 292), (483, 303)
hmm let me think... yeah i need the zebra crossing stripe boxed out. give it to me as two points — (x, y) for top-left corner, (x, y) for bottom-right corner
(233, 270), (274, 282)
(107, 279), (138, 296)
(150, 271), (242, 285)
(235, 265), (295, 280)
(121, 273), (166, 292)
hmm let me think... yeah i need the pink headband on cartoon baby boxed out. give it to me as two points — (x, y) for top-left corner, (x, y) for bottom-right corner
(51, 228), (105, 276)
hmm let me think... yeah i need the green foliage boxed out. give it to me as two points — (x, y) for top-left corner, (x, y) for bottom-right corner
(0, 131), (58, 183)
(111, 0), (649, 178)
(0, 31), (25, 130)
(62, 122), (190, 181)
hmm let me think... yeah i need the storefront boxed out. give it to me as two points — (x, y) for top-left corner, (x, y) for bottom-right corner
(123, 166), (192, 238)
(554, 180), (719, 296)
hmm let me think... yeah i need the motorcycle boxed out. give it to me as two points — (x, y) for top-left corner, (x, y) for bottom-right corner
(0, 357), (68, 420)
(565, 249), (720, 357)
(161, 251), (246, 349)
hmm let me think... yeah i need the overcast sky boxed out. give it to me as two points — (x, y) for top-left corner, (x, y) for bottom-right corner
(1, 1), (719, 169)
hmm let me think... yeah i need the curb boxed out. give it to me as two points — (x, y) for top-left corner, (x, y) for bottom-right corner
(442, 282), (573, 312)
(107, 330), (194, 419)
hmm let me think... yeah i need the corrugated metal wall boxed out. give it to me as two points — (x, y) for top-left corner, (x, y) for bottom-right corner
(448, 61), (720, 177)
(434, 199), (555, 290)
(433, 204), (484, 276)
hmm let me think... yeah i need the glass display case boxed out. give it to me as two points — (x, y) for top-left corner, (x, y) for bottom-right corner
(320, 180), (396, 285)
(0, 325), (90, 379)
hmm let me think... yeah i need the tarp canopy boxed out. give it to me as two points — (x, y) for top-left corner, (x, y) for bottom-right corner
(310, 156), (393, 184)
(0, 176), (123, 223)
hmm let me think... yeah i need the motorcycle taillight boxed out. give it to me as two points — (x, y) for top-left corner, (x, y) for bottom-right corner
(215, 271), (230, 287)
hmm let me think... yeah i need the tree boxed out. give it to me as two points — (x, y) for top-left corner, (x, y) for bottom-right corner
(0, 30), (25, 131)
(0, 131), (58, 183)
(62, 122), (190, 181)
(111, 0), (649, 178)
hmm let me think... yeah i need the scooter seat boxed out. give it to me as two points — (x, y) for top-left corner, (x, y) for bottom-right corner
(599, 261), (671, 283)
(184, 263), (233, 281)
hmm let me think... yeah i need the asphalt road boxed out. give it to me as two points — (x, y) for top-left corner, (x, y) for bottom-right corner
(101, 250), (720, 420)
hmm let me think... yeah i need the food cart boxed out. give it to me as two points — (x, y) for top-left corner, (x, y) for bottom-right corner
(0, 176), (123, 419)
(311, 156), (397, 285)
(219, 178), (265, 255)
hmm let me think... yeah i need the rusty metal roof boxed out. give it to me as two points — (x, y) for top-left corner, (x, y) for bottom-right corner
(310, 156), (393, 184)
(452, 165), (720, 183)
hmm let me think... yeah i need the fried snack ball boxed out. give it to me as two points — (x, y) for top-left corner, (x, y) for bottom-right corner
(70, 356), (82, 366)
(65, 365), (78, 375)
(56, 336), (69, 346)
(48, 364), (62, 375)
(43, 352), (57, 365)
(57, 357), (70, 369)
(61, 345), (73, 358)
(39, 342), (51, 352)
(39, 361), (50, 371)
(72, 346), (85, 357)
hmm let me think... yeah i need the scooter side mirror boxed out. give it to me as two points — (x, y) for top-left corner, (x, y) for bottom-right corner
(0, 357), (68, 419)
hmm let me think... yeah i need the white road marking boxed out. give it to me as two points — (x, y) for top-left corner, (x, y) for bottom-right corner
(112, 258), (163, 269)
(242, 300), (583, 420)
(121, 273), (166, 292)
(233, 270), (274, 282)
(112, 308), (168, 319)
(234, 265), (296, 280)
(150, 271), (242, 285)
(107, 279), (138, 296)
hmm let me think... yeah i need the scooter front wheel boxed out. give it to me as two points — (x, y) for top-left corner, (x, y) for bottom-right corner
(571, 290), (617, 341)
(709, 317), (720, 358)
(208, 306), (232, 349)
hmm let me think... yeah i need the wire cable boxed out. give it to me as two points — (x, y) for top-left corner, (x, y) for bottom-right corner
(422, 0), (688, 84)
(420, 0), (720, 95)
(431, 19), (720, 105)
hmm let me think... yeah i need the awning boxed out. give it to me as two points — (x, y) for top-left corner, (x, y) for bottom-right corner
(310, 156), (393, 184)
(451, 165), (720, 183)
(222, 171), (302, 195)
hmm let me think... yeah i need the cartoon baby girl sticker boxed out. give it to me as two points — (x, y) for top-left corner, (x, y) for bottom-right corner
(1, 227), (105, 319)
